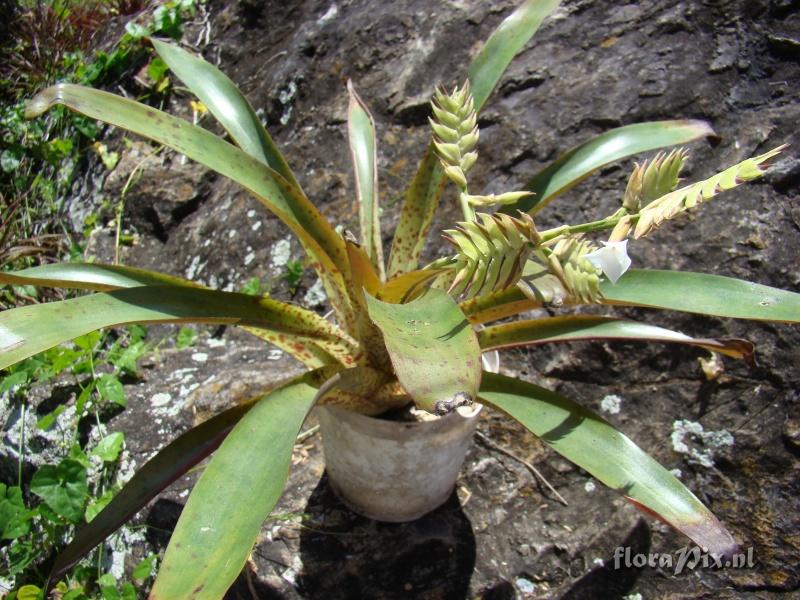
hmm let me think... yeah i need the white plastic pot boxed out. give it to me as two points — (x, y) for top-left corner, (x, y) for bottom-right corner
(317, 402), (482, 522)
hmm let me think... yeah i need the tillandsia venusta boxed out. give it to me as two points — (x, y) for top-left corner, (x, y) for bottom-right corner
(1, 0), (798, 597)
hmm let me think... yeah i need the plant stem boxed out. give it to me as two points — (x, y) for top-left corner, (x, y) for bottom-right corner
(539, 208), (629, 243)
(458, 190), (475, 222)
(18, 400), (26, 487)
(115, 146), (162, 264)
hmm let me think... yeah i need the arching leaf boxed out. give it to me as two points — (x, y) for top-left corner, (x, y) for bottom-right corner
(478, 315), (754, 360)
(480, 372), (737, 557)
(151, 39), (300, 188)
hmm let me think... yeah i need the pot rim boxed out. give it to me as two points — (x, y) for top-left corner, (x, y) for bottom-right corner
(317, 403), (483, 440)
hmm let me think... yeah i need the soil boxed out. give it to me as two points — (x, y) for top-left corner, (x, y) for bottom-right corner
(8, 0), (800, 598)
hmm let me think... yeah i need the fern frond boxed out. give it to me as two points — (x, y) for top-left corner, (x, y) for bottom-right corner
(634, 146), (785, 238)
(443, 212), (539, 299)
(430, 81), (479, 191)
(622, 148), (687, 211)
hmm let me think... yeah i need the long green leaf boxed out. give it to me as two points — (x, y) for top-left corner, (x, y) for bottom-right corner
(386, 146), (447, 277)
(48, 401), (255, 584)
(387, 0), (562, 277)
(151, 39), (300, 189)
(25, 84), (355, 331)
(463, 269), (800, 324)
(347, 80), (385, 280)
(150, 369), (326, 599)
(0, 263), (343, 368)
(0, 262), (202, 291)
(466, 0), (562, 110)
(477, 315), (754, 360)
(602, 270), (800, 323)
(480, 372), (737, 556)
(461, 283), (537, 324)
(504, 120), (715, 215)
(0, 286), (357, 370)
(365, 288), (481, 413)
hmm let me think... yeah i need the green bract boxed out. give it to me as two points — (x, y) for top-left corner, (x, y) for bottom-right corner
(2, 1), (797, 597)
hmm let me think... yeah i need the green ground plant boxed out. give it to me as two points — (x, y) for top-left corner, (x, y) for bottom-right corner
(1, 1), (799, 598)
(1, 325), (154, 597)
(1, 1), (199, 595)
(0, 0), (199, 272)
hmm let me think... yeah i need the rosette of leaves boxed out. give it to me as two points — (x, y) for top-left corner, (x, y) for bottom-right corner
(1, 1), (798, 597)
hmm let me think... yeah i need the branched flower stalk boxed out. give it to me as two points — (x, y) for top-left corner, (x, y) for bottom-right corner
(538, 145), (786, 245)
(427, 84), (606, 303)
(428, 80), (785, 303)
(630, 145), (786, 239)
(430, 82), (535, 222)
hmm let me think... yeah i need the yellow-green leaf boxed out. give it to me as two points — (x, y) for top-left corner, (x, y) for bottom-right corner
(602, 270), (800, 323)
(0, 286), (357, 370)
(388, 0), (562, 277)
(365, 288), (481, 414)
(151, 370), (325, 599)
(505, 120), (716, 215)
(49, 401), (255, 582)
(151, 39), (300, 188)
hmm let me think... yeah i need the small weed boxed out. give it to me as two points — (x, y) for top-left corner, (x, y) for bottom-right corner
(175, 326), (197, 349)
(0, 325), (153, 598)
(239, 276), (265, 297)
(282, 259), (305, 294)
(0, 326), (155, 595)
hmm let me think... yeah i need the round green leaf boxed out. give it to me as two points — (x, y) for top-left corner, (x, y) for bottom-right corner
(30, 459), (88, 523)
(91, 432), (125, 463)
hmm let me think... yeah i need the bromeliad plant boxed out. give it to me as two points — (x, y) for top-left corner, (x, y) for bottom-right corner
(2, 0), (798, 596)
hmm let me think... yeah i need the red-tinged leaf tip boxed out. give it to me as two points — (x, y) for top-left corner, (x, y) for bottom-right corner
(624, 495), (738, 559)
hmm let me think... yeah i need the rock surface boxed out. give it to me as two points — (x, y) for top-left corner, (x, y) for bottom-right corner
(19, 0), (800, 598)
